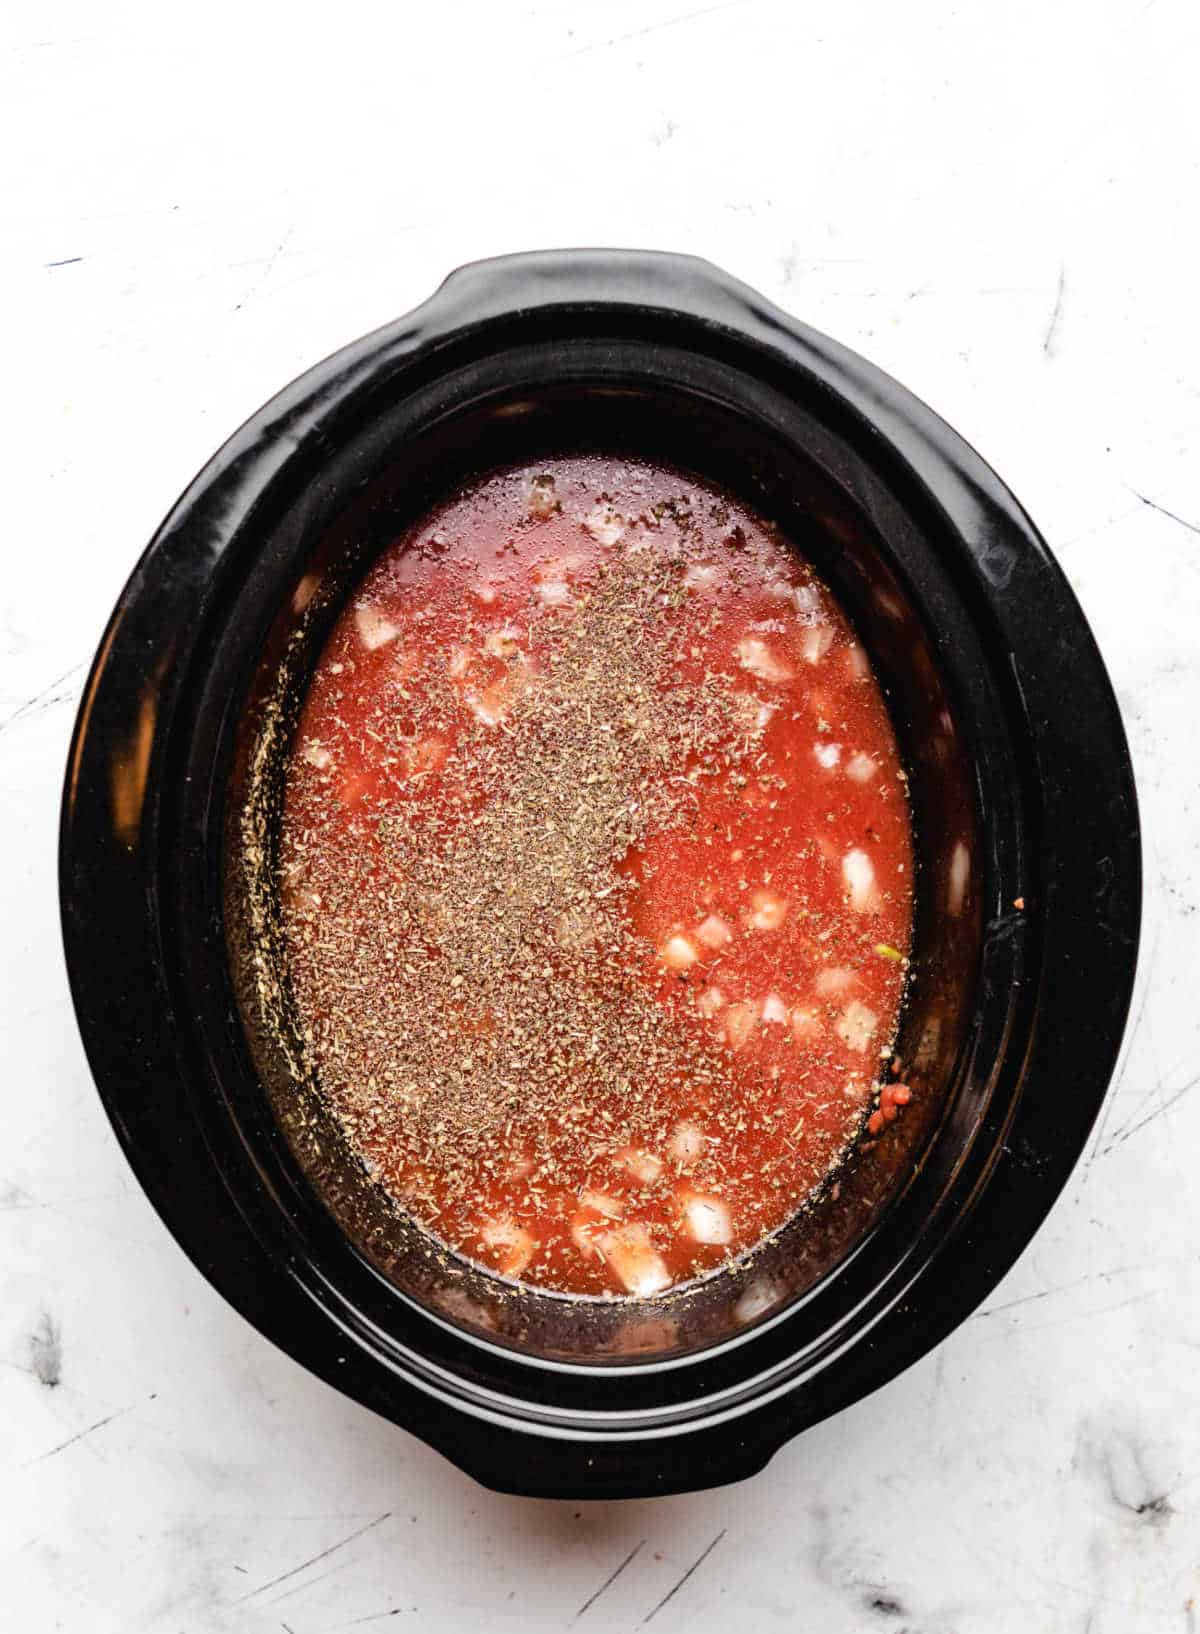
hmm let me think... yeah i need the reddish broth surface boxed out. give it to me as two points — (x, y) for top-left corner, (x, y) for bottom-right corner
(280, 458), (913, 1297)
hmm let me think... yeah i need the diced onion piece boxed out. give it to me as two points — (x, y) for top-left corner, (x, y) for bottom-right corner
(600, 1223), (671, 1297)
(465, 693), (502, 726)
(287, 884), (322, 918)
(479, 1218), (536, 1278)
(554, 907), (597, 952)
(696, 985), (726, 1018)
(814, 741), (842, 769)
(916, 1016), (943, 1072)
(407, 736), (447, 777)
(573, 1179), (634, 1257)
(338, 769), (372, 807)
(534, 579), (573, 606)
(845, 642), (870, 680)
(658, 934), (698, 971)
(846, 752), (877, 783)
(836, 1000), (879, 1053)
(392, 648), (421, 683)
(570, 1211), (602, 1259)
(747, 888), (789, 931)
(761, 992), (790, 1026)
(736, 637), (793, 683)
(842, 848), (878, 912)
(483, 626), (522, 659)
(447, 644), (473, 679)
(580, 1189), (624, 1219)
(583, 504), (625, 546)
(815, 965), (857, 996)
(616, 1146), (663, 1185)
(800, 624), (834, 664)
(472, 582), (499, 606)
(732, 691), (771, 735)
(791, 1006), (822, 1041)
(464, 683), (510, 726)
(355, 604), (400, 651)
(948, 839), (970, 916)
(696, 914), (734, 950)
(667, 1120), (708, 1167)
(723, 1000), (758, 1049)
(527, 473), (558, 520)
(435, 1284), (495, 1330)
(395, 1163), (434, 1202)
(612, 1316), (679, 1354)
(680, 1192), (733, 1246)
(291, 572), (321, 613)
(735, 1279), (780, 1323)
(302, 739), (331, 770)
(791, 582), (823, 618)
(684, 562), (720, 591)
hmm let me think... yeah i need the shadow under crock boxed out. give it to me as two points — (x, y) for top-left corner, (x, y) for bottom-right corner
(60, 250), (1140, 1498)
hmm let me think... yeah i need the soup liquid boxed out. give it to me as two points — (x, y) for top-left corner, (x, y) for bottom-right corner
(279, 458), (913, 1296)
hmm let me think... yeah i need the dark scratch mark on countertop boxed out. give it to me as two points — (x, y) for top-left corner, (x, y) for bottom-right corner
(973, 1262), (1150, 1320)
(1, 1184), (138, 1213)
(552, 0), (749, 62)
(267, 1556), (365, 1607)
(574, 1538), (645, 1620)
(1085, 916), (1161, 1173)
(1074, 1420), (1177, 1533)
(0, 660), (87, 734)
(778, 251), (869, 286)
(865, 1588), (905, 1617)
(1134, 1493), (1174, 1522)
(234, 227), (294, 313)
(46, 256), (83, 268)
(23, 1404), (133, 1465)
(233, 1512), (392, 1604)
(1043, 264), (1067, 356)
(28, 1313), (62, 1387)
(1102, 1069), (1200, 1153)
(642, 1530), (726, 1624)
(996, 1289), (1154, 1338)
(328, 1609), (403, 1629)
(1130, 489), (1200, 538)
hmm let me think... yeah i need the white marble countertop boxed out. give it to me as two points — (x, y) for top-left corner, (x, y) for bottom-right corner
(4, 2), (1199, 1629)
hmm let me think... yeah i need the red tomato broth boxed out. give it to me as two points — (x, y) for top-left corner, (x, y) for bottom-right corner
(279, 456), (913, 1298)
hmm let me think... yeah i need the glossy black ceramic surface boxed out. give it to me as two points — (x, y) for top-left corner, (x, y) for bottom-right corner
(60, 251), (1140, 1497)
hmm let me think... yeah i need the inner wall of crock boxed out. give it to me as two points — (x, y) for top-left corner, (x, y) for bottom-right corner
(225, 372), (982, 1364)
